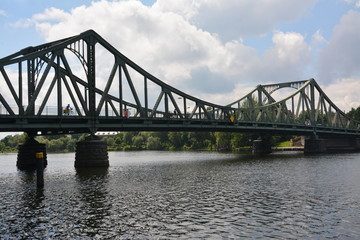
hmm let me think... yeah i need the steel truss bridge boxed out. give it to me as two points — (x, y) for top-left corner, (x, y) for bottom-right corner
(0, 30), (359, 138)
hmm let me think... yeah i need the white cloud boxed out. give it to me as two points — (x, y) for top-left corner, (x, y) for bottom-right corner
(312, 30), (326, 45)
(271, 31), (310, 64)
(154, 0), (317, 41)
(318, 10), (360, 83)
(15, 0), (360, 114)
(0, 9), (6, 16)
(249, 31), (311, 83)
(32, 7), (70, 22)
(323, 78), (360, 111)
(12, 18), (33, 28)
(12, 8), (69, 28)
(19, 0), (316, 106)
(343, 0), (360, 7)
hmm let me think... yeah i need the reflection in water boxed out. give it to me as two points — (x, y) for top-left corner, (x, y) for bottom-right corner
(18, 169), (36, 183)
(1, 170), (47, 239)
(74, 167), (111, 237)
(75, 167), (109, 181)
(0, 151), (360, 239)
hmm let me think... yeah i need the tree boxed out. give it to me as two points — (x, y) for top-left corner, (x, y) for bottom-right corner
(147, 136), (163, 150)
(47, 138), (66, 152)
(66, 138), (77, 152)
(123, 132), (136, 147)
(168, 132), (184, 149)
(214, 132), (232, 151)
(347, 106), (360, 121)
(132, 135), (145, 149)
(0, 142), (6, 152)
(186, 132), (213, 150)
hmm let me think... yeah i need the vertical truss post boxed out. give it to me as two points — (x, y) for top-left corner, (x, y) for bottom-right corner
(18, 62), (23, 115)
(119, 65), (123, 117)
(183, 98), (187, 119)
(84, 85), (87, 114)
(291, 96), (294, 119)
(87, 36), (97, 132)
(310, 84), (315, 123)
(258, 89), (262, 106)
(56, 55), (62, 116)
(301, 91), (305, 121)
(27, 59), (35, 115)
(105, 101), (108, 116)
(144, 76), (148, 118)
(164, 90), (169, 118)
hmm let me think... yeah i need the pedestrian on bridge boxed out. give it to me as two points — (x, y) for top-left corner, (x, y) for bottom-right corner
(64, 104), (72, 115)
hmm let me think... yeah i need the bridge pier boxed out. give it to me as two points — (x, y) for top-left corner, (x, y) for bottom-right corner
(324, 137), (360, 152)
(252, 138), (272, 155)
(17, 136), (47, 170)
(304, 136), (326, 154)
(356, 138), (360, 150)
(75, 135), (109, 168)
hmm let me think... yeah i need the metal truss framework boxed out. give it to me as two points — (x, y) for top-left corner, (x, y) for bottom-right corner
(0, 30), (359, 137)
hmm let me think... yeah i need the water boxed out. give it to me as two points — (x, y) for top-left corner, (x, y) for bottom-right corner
(1, 151), (360, 239)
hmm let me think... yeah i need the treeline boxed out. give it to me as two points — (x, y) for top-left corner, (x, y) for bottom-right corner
(0, 133), (86, 153)
(100, 131), (289, 151)
(347, 106), (360, 121)
(0, 131), (291, 153)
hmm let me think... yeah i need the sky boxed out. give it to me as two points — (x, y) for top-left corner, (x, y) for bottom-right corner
(0, 0), (360, 114)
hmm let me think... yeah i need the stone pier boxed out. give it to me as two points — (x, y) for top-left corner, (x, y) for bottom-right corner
(324, 137), (360, 152)
(252, 138), (272, 154)
(75, 135), (109, 168)
(356, 138), (360, 150)
(17, 137), (47, 170)
(304, 137), (326, 154)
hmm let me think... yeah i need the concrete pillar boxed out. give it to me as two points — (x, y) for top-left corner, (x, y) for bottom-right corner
(355, 138), (360, 150)
(75, 135), (109, 168)
(17, 137), (47, 170)
(252, 139), (272, 154)
(304, 137), (326, 154)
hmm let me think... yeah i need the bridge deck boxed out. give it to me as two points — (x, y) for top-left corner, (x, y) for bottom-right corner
(0, 115), (358, 137)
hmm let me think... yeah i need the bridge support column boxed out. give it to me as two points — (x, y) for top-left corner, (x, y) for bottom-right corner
(252, 138), (272, 155)
(356, 138), (360, 150)
(304, 136), (326, 154)
(75, 135), (109, 168)
(17, 136), (47, 170)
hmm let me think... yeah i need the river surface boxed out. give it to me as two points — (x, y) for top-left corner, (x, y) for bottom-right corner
(1, 151), (360, 239)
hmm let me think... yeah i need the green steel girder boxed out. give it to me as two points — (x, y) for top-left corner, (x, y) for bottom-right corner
(0, 30), (359, 137)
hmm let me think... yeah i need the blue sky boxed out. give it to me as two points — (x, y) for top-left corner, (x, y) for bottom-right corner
(0, 0), (152, 56)
(0, 0), (360, 111)
(0, 0), (353, 57)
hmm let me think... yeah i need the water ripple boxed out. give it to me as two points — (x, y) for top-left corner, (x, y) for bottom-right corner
(1, 152), (360, 239)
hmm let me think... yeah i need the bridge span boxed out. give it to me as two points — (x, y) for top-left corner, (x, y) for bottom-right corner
(0, 30), (359, 168)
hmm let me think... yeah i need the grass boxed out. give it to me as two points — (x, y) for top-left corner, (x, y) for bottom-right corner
(275, 141), (291, 147)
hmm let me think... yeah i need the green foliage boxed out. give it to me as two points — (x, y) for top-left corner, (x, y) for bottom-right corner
(347, 106), (360, 121)
(168, 132), (183, 149)
(2, 134), (27, 149)
(214, 132), (232, 151)
(146, 136), (163, 150)
(275, 141), (291, 147)
(132, 135), (145, 149)
(0, 141), (6, 152)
